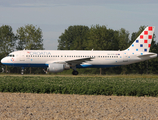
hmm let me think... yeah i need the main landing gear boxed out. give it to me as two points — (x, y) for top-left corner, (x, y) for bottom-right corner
(72, 70), (78, 75)
(72, 66), (78, 75)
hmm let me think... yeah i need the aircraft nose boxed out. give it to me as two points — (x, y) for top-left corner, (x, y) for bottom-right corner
(1, 58), (5, 64)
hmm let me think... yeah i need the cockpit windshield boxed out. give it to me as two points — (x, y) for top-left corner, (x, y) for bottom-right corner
(8, 54), (15, 57)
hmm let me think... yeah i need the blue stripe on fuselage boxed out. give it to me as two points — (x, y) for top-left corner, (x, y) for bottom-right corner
(2, 63), (121, 68)
(2, 63), (48, 67)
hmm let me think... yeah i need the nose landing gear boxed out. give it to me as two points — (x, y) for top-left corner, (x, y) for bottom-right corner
(21, 67), (24, 75)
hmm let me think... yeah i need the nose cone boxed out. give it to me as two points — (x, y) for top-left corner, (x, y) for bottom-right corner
(1, 58), (5, 64)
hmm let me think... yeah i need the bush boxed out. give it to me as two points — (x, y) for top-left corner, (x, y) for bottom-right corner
(0, 75), (158, 97)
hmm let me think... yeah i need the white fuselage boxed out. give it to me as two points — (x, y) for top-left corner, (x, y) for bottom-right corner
(1, 50), (157, 68)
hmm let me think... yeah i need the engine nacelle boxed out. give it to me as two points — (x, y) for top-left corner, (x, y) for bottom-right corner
(47, 63), (70, 73)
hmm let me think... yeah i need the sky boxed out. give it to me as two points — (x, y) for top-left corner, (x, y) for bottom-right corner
(0, 0), (158, 50)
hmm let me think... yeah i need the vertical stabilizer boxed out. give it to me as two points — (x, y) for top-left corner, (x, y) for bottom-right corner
(126, 26), (155, 52)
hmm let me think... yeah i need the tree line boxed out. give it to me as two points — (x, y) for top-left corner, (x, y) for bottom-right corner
(0, 24), (44, 73)
(58, 25), (158, 74)
(0, 24), (158, 74)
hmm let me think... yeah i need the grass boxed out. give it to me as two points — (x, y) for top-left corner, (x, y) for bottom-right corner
(0, 74), (158, 97)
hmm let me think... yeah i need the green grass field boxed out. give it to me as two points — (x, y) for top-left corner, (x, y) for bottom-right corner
(0, 74), (158, 97)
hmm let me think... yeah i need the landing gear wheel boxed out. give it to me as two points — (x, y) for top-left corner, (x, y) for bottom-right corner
(21, 69), (24, 75)
(72, 70), (78, 75)
(21, 67), (24, 75)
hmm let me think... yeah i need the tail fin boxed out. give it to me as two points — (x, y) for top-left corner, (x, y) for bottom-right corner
(126, 26), (155, 52)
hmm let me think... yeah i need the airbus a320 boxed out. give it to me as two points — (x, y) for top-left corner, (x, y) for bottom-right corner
(1, 26), (157, 75)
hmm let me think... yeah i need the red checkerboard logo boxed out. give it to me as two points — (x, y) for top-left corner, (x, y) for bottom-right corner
(144, 40), (148, 43)
(148, 44), (151, 47)
(144, 31), (148, 35)
(148, 35), (152, 39)
(140, 35), (143, 39)
(148, 26), (152, 31)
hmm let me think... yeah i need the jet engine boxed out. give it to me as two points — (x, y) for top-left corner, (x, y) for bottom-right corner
(47, 63), (70, 73)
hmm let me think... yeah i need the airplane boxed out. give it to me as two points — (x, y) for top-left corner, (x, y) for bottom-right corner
(1, 26), (157, 75)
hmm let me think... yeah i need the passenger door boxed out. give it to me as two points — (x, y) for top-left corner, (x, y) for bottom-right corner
(20, 52), (25, 61)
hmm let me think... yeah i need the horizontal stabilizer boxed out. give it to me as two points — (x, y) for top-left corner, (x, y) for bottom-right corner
(137, 53), (157, 57)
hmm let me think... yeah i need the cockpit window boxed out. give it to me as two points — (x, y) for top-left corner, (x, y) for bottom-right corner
(8, 54), (15, 57)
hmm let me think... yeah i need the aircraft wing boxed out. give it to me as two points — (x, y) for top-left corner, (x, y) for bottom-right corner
(46, 57), (94, 65)
(65, 57), (93, 65)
